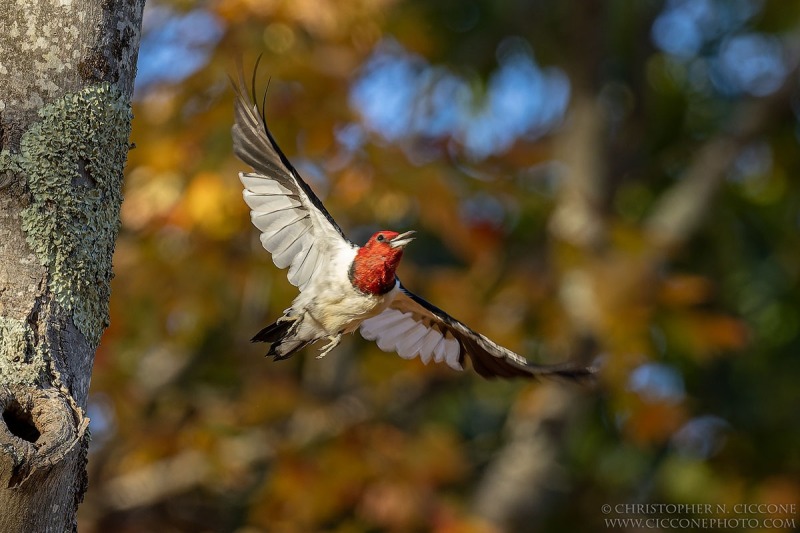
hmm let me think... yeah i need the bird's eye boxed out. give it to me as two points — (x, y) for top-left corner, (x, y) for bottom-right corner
(376, 234), (385, 242)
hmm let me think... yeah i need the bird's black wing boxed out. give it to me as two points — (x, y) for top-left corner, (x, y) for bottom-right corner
(360, 282), (595, 380)
(232, 61), (353, 289)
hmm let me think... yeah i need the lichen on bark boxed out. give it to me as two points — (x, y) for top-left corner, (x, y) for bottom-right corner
(0, 318), (47, 386)
(9, 83), (132, 347)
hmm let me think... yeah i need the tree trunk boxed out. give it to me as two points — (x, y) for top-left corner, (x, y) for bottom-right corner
(0, 0), (144, 530)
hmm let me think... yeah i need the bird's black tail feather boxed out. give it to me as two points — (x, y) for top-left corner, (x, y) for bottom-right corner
(252, 320), (292, 344)
(251, 320), (310, 360)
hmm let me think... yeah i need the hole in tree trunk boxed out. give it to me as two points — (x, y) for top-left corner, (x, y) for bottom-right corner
(2, 400), (41, 443)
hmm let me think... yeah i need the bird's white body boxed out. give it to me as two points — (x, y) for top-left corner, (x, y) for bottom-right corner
(289, 244), (397, 338)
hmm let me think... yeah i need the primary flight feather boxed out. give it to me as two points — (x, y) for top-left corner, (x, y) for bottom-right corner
(231, 66), (593, 381)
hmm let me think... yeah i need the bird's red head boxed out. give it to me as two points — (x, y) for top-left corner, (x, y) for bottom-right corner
(350, 230), (415, 295)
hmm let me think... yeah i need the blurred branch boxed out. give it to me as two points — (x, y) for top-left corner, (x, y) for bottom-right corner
(90, 377), (432, 514)
(643, 137), (738, 251)
(472, 386), (583, 530)
(103, 451), (211, 511)
(645, 41), (800, 254)
(549, 94), (608, 250)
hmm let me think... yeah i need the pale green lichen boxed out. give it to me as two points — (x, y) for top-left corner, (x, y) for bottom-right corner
(13, 83), (132, 347)
(0, 150), (23, 173)
(0, 318), (29, 365)
(0, 317), (46, 385)
(0, 149), (23, 188)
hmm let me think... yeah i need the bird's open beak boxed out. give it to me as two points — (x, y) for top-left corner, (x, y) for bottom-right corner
(389, 230), (416, 249)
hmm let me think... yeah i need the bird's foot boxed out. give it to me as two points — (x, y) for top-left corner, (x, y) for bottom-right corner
(316, 334), (342, 359)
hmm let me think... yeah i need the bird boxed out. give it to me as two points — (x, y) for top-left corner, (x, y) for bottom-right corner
(231, 65), (594, 381)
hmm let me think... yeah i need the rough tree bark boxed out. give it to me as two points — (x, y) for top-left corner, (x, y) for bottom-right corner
(0, 1), (144, 530)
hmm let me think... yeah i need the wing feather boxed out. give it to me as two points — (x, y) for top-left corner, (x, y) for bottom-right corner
(295, 244), (326, 291)
(417, 329), (444, 365)
(432, 336), (448, 364)
(265, 222), (311, 269)
(244, 192), (302, 213)
(252, 207), (307, 233)
(359, 283), (594, 380)
(287, 245), (313, 288)
(395, 323), (430, 359)
(232, 65), (354, 288)
(365, 309), (409, 333)
(240, 177), (295, 197)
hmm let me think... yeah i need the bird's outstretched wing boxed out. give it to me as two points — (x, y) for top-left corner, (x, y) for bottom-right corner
(232, 62), (353, 290)
(360, 283), (594, 380)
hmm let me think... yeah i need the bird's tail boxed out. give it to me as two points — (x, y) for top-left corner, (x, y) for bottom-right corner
(252, 320), (292, 343)
(252, 318), (310, 360)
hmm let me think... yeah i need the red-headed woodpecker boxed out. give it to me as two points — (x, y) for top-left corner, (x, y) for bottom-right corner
(232, 67), (593, 381)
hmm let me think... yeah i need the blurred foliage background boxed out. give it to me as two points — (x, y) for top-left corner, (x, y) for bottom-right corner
(79, 0), (800, 531)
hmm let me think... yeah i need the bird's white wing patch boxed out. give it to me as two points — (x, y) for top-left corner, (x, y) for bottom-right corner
(233, 73), (353, 291)
(241, 177), (294, 197)
(286, 243), (323, 289)
(241, 172), (349, 289)
(360, 308), (463, 370)
(374, 286), (596, 380)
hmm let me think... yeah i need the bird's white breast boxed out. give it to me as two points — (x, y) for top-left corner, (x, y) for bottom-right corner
(294, 243), (397, 334)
